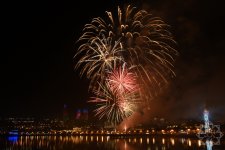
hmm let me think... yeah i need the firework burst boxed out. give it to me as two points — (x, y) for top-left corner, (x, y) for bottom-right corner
(75, 5), (178, 124)
(107, 63), (138, 95)
(89, 82), (140, 125)
(75, 5), (178, 100)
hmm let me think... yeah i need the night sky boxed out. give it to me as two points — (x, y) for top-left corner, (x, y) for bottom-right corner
(2, 0), (225, 121)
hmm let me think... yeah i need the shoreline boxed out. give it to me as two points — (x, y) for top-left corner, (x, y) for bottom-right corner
(0, 133), (199, 138)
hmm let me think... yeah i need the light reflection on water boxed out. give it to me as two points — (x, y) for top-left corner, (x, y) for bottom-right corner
(0, 135), (224, 150)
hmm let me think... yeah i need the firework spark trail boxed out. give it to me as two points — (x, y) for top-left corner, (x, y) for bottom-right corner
(75, 5), (178, 124)
(107, 63), (139, 95)
(89, 82), (140, 124)
(75, 36), (124, 89)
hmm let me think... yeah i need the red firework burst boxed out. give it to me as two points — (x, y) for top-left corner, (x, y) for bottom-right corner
(107, 64), (139, 95)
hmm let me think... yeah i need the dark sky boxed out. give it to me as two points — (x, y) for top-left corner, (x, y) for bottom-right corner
(2, 0), (225, 121)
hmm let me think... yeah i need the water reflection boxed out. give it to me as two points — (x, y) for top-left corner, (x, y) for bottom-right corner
(0, 135), (224, 150)
(206, 140), (213, 150)
(188, 138), (192, 146)
(7, 136), (18, 143)
(170, 138), (175, 146)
